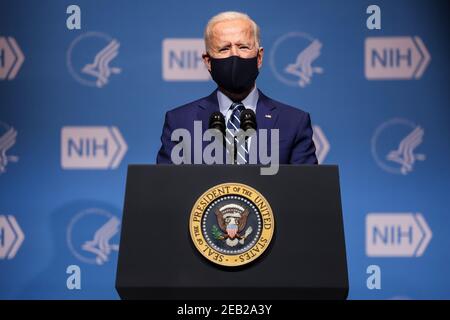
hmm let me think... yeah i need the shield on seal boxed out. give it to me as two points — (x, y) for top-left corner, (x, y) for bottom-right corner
(226, 224), (238, 239)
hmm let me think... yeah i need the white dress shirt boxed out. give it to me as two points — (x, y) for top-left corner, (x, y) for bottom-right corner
(217, 86), (259, 123)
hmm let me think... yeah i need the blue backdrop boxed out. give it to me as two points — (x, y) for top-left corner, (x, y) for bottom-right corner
(1, 0), (449, 299)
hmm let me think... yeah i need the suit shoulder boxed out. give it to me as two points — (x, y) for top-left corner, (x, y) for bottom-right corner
(265, 96), (310, 118)
(165, 95), (210, 116)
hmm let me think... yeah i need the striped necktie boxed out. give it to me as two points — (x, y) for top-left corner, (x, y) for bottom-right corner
(226, 102), (249, 164)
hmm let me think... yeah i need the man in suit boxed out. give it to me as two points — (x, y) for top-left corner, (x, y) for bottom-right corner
(157, 11), (317, 165)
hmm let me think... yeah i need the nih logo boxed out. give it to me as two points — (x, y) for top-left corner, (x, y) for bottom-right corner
(0, 36), (24, 80)
(162, 38), (210, 81)
(366, 213), (432, 257)
(365, 36), (430, 80)
(61, 126), (127, 169)
(312, 125), (330, 164)
(0, 215), (24, 260)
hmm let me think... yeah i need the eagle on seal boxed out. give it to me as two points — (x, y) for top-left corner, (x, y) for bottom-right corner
(215, 204), (253, 247)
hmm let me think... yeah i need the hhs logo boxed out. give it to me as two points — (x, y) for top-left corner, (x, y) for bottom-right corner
(371, 118), (425, 175)
(67, 208), (120, 265)
(269, 32), (323, 88)
(365, 37), (430, 80)
(162, 38), (210, 81)
(366, 213), (432, 257)
(0, 122), (19, 174)
(61, 126), (127, 169)
(67, 32), (121, 88)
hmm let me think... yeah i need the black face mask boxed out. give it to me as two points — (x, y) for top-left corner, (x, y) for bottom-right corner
(209, 55), (259, 94)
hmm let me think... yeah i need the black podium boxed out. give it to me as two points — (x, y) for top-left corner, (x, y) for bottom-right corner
(116, 165), (348, 300)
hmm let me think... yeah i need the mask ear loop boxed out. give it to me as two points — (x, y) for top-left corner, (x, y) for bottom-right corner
(203, 52), (213, 73)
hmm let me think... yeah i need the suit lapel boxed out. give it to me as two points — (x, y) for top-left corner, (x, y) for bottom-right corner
(256, 90), (279, 130)
(255, 90), (279, 163)
(198, 89), (220, 132)
(197, 90), (223, 163)
(198, 89), (278, 130)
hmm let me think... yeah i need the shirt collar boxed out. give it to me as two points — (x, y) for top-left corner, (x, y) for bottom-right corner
(217, 86), (259, 115)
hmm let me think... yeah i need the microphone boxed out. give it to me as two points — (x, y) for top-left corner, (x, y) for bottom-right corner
(240, 109), (257, 131)
(209, 111), (227, 163)
(209, 111), (225, 136)
(234, 109), (257, 164)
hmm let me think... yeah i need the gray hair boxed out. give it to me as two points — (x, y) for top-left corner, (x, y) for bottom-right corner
(204, 11), (261, 53)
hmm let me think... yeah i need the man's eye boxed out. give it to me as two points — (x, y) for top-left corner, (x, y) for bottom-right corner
(240, 46), (249, 49)
(219, 48), (229, 52)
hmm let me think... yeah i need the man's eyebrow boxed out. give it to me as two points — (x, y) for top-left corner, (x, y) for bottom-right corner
(236, 42), (252, 46)
(215, 43), (232, 50)
(217, 41), (252, 47)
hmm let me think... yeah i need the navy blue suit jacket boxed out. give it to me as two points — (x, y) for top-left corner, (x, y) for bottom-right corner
(156, 89), (318, 164)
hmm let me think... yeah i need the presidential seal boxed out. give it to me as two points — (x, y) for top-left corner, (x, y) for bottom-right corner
(189, 183), (275, 267)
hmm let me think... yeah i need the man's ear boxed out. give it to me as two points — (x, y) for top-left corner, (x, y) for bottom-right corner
(257, 47), (264, 69)
(202, 53), (212, 72)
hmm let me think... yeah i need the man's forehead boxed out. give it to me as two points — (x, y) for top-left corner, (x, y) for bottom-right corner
(210, 19), (254, 43)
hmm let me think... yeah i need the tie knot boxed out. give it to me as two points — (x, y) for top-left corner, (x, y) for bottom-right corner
(230, 102), (245, 113)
